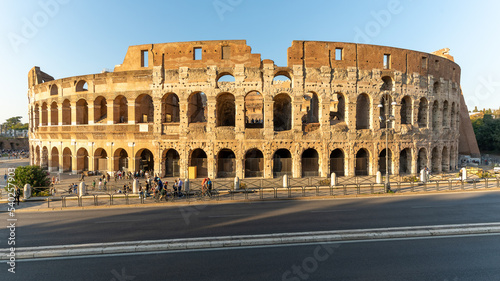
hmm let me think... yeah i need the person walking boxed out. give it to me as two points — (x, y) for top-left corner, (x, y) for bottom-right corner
(15, 186), (21, 205)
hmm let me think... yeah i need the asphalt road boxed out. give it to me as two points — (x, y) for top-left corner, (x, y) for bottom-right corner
(4, 234), (500, 281)
(3, 191), (500, 248)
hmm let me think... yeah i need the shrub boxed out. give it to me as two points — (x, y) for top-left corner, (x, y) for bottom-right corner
(12, 165), (50, 189)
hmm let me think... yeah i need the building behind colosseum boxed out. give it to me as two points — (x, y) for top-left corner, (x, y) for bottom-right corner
(27, 40), (480, 179)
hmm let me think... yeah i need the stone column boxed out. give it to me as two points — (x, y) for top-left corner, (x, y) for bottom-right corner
(88, 104), (95, 125)
(47, 105), (52, 126)
(58, 103), (64, 126)
(153, 97), (162, 134)
(128, 101), (136, 124)
(235, 94), (245, 138)
(70, 101), (77, 125)
(107, 99), (115, 125)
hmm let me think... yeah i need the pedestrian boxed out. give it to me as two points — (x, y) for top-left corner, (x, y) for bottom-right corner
(177, 178), (183, 197)
(207, 178), (212, 197)
(98, 178), (102, 191)
(92, 179), (96, 190)
(15, 186), (21, 205)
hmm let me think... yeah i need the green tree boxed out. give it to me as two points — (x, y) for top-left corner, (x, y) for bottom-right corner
(12, 165), (50, 188)
(2, 116), (28, 131)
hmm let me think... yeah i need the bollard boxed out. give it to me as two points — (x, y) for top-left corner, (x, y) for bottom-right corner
(461, 168), (467, 182)
(283, 174), (289, 189)
(376, 171), (382, 184)
(330, 173), (337, 187)
(132, 179), (139, 194)
(234, 176), (240, 190)
(23, 184), (31, 200)
(78, 182), (86, 197)
(184, 178), (190, 196)
(420, 169), (427, 183)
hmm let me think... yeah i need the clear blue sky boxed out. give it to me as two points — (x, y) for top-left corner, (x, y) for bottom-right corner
(1, 0), (498, 124)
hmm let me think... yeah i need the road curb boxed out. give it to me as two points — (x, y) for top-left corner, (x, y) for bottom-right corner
(3, 223), (500, 260)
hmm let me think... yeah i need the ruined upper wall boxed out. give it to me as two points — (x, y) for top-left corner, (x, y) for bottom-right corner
(114, 40), (262, 72)
(287, 41), (461, 84)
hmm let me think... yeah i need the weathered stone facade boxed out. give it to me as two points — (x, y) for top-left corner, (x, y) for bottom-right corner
(28, 40), (469, 178)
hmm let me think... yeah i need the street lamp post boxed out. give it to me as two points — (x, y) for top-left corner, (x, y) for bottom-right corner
(378, 98), (397, 193)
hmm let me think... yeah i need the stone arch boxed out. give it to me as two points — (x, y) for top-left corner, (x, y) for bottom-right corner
(330, 93), (345, 124)
(216, 93), (235, 127)
(245, 91), (264, 128)
(273, 93), (292, 131)
(302, 148), (319, 177)
(442, 100), (449, 127)
(41, 146), (49, 169)
(50, 102), (58, 125)
(273, 149), (292, 178)
(114, 148), (129, 171)
(330, 149), (345, 176)
(136, 148), (154, 172)
(399, 148), (411, 174)
(188, 92), (207, 124)
(114, 95), (128, 123)
(356, 94), (371, 129)
(94, 96), (107, 124)
(50, 147), (59, 171)
(379, 94), (394, 129)
(76, 148), (89, 172)
(136, 94), (154, 123)
(34, 104), (40, 128)
(355, 148), (370, 176)
(34, 145), (40, 166)
(62, 147), (72, 172)
(216, 73), (235, 88)
(442, 146), (450, 172)
(162, 93), (180, 123)
(244, 148), (264, 178)
(378, 148), (393, 175)
(50, 84), (58, 96)
(76, 99), (89, 125)
(400, 96), (412, 125)
(433, 81), (440, 94)
(450, 102), (456, 129)
(302, 92), (319, 124)
(94, 148), (108, 171)
(76, 80), (88, 92)
(272, 72), (292, 88)
(432, 100), (439, 130)
(417, 98), (428, 128)
(41, 102), (48, 126)
(431, 147), (440, 173)
(163, 149), (180, 177)
(417, 148), (427, 172)
(190, 148), (208, 178)
(381, 76), (394, 91)
(62, 99), (71, 125)
(217, 149), (236, 178)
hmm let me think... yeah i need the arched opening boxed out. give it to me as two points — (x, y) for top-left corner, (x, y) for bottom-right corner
(302, 92), (319, 124)
(137, 149), (154, 172)
(273, 93), (292, 131)
(63, 147), (72, 172)
(114, 148), (129, 171)
(216, 74), (235, 88)
(431, 147), (440, 173)
(433, 81), (440, 94)
(34, 104), (40, 129)
(162, 93), (180, 123)
(190, 149), (208, 178)
(442, 101), (449, 127)
(417, 98), (428, 128)
(400, 96), (411, 125)
(355, 149), (369, 176)
(76, 80), (88, 92)
(114, 96), (128, 123)
(41, 103), (48, 126)
(302, 148), (319, 177)
(273, 149), (292, 178)
(442, 146), (450, 172)
(432, 100), (439, 130)
(330, 149), (345, 176)
(35, 146), (41, 166)
(50, 85), (58, 96)
(379, 94), (394, 129)
(50, 102), (58, 125)
(356, 94), (370, 129)
(51, 147), (59, 171)
(217, 149), (236, 178)
(94, 96), (107, 124)
(417, 148), (427, 172)
(164, 149), (180, 177)
(136, 94), (154, 123)
(244, 149), (264, 178)
(378, 149), (393, 175)
(41, 147), (48, 169)
(76, 99), (89, 125)
(62, 100), (71, 125)
(245, 91), (264, 129)
(330, 93), (345, 125)
(216, 93), (235, 127)
(399, 148), (411, 174)
(94, 148), (108, 172)
(76, 148), (89, 172)
(381, 76), (394, 91)
(272, 74), (292, 88)
(188, 92), (207, 124)
(450, 103), (456, 129)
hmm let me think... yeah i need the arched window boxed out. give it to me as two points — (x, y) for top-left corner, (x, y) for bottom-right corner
(94, 148), (108, 171)
(302, 92), (319, 124)
(302, 148), (319, 177)
(442, 147), (450, 172)
(273, 149), (292, 178)
(330, 93), (345, 125)
(190, 149), (208, 178)
(136, 94), (154, 123)
(114, 148), (129, 171)
(379, 94), (394, 129)
(50, 85), (58, 96)
(330, 149), (345, 176)
(76, 148), (89, 172)
(442, 101), (449, 127)
(216, 93), (235, 127)
(356, 94), (370, 130)
(50, 102), (58, 126)
(245, 149), (264, 178)
(417, 148), (427, 172)
(417, 98), (428, 128)
(41, 103), (48, 126)
(355, 149), (369, 176)
(381, 76), (394, 91)
(76, 99), (88, 125)
(216, 74), (235, 88)
(433, 81), (440, 94)
(432, 101), (439, 129)
(399, 148), (411, 174)
(62, 100), (71, 125)
(400, 96), (411, 125)
(431, 147), (440, 173)
(245, 91), (264, 129)
(94, 96), (107, 123)
(273, 93), (292, 131)
(378, 149), (392, 175)
(188, 92), (207, 124)
(76, 80), (88, 92)
(272, 74), (292, 88)
(114, 96), (128, 124)
(162, 93), (180, 123)
(164, 149), (180, 177)
(217, 149), (236, 178)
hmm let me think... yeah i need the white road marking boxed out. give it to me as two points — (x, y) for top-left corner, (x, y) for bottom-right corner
(310, 209), (357, 213)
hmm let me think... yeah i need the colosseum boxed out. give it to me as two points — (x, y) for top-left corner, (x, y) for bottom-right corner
(27, 40), (479, 180)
